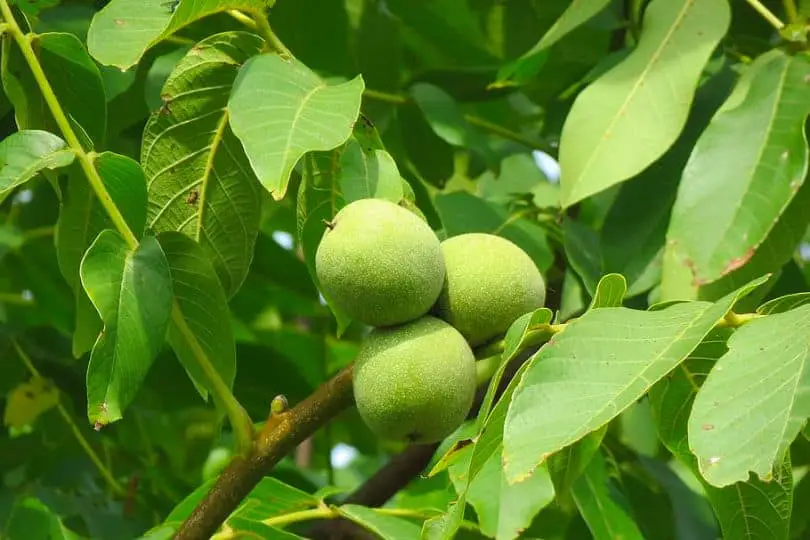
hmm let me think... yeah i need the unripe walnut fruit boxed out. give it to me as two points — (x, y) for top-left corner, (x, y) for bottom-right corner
(352, 316), (476, 444)
(434, 233), (546, 346)
(315, 198), (445, 327)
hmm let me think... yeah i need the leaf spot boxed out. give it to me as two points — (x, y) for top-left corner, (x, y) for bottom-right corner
(702, 424), (714, 431)
(720, 247), (755, 276)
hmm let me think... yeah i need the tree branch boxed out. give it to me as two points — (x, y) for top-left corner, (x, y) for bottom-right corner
(173, 365), (355, 540)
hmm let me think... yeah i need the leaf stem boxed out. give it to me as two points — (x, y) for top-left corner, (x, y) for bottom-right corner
(362, 88), (552, 151)
(263, 506), (335, 528)
(0, 292), (33, 305)
(246, 8), (291, 57)
(718, 311), (763, 328)
(0, 5), (137, 248)
(0, 1), (253, 456)
(373, 508), (479, 531)
(227, 9), (257, 30)
(784, 0), (800, 23)
(11, 340), (126, 497)
(745, 0), (785, 29)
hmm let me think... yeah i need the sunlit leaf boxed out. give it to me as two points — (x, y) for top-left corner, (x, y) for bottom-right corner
(229, 53), (364, 200)
(339, 505), (422, 539)
(451, 442), (554, 540)
(87, 0), (269, 69)
(558, 0), (730, 207)
(80, 231), (172, 426)
(502, 276), (767, 483)
(667, 50), (810, 285)
(649, 329), (794, 539)
(142, 31), (264, 297)
(689, 304), (810, 487)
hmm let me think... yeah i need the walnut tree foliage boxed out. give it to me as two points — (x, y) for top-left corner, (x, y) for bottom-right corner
(1, 0), (810, 539)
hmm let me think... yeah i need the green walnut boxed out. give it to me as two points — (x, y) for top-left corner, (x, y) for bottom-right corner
(315, 198), (445, 327)
(353, 316), (476, 444)
(434, 233), (546, 346)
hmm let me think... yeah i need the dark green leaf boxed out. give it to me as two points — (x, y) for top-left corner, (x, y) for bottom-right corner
(409, 83), (496, 169)
(80, 231), (173, 425)
(56, 153), (148, 357)
(296, 152), (351, 333)
(159, 231), (236, 401)
(2, 32), (106, 148)
(434, 191), (553, 273)
(494, 0), (612, 88)
(571, 452), (645, 540)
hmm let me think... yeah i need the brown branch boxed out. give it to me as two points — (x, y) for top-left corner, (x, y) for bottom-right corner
(173, 365), (355, 540)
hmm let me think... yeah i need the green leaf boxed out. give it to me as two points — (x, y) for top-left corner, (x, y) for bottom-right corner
(338, 136), (403, 204)
(453, 444), (554, 540)
(142, 31), (265, 297)
(339, 505), (422, 539)
(757, 293), (810, 315)
(56, 153), (148, 357)
(409, 83), (496, 168)
(433, 191), (553, 273)
(492, 463), (555, 540)
(698, 174), (810, 303)
(160, 476), (317, 534)
(649, 330), (794, 539)
(588, 273), (627, 309)
(689, 304), (810, 487)
(228, 53), (364, 201)
(502, 276), (767, 483)
(159, 232), (236, 401)
(426, 359), (533, 540)
(80, 231), (173, 426)
(218, 517), (305, 539)
(2, 33), (106, 147)
(86, 0), (268, 69)
(296, 152), (351, 334)
(0, 130), (74, 197)
(474, 308), (554, 432)
(383, 0), (497, 69)
(667, 50), (810, 285)
(562, 219), (602, 296)
(494, 0), (612, 88)
(547, 427), (607, 506)
(558, 0), (731, 207)
(571, 452), (645, 540)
